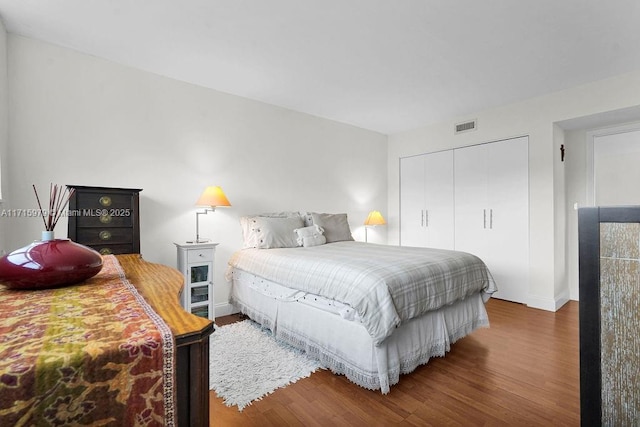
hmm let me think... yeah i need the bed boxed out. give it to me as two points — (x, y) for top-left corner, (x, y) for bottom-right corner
(226, 212), (496, 393)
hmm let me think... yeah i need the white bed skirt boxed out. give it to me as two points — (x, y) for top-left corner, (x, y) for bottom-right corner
(229, 268), (490, 394)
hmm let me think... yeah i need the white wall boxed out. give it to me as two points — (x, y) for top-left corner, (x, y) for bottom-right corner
(563, 127), (589, 301)
(388, 70), (640, 310)
(5, 35), (388, 315)
(0, 18), (8, 253)
(553, 123), (567, 305)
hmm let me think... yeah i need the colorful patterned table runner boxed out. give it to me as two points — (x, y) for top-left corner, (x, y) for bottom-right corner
(0, 255), (175, 426)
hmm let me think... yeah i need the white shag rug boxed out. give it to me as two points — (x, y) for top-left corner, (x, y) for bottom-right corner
(209, 320), (322, 411)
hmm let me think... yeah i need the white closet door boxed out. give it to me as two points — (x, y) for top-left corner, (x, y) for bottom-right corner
(400, 151), (454, 249)
(400, 155), (426, 247)
(486, 136), (529, 303)
(454, 143), (489, 258)
(454, 137), (529, 304)
(423, 150), (454, 249)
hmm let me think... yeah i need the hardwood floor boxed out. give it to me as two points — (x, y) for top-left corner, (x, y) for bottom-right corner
(210, 299), (580, 426)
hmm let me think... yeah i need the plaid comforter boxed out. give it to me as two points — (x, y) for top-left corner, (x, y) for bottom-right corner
(228, 241), (496, 345)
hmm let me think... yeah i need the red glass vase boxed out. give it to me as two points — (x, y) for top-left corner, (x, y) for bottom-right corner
(0, 237), (103, 290)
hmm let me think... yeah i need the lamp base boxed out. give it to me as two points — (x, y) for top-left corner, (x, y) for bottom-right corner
(186, 238), (211, 244)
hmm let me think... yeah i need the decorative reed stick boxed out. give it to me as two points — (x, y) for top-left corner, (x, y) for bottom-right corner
(33, 184), (75, 231)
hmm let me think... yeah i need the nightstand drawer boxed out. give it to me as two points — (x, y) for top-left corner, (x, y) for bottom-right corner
(187, 248), (214, 263)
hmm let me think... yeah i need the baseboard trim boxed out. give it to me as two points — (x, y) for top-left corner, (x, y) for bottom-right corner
(527, 292), (571, 312)
(214, 301), (238, 318)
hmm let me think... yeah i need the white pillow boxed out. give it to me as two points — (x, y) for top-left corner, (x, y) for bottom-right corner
(240, 212), (302, 249)
(294, 224), (326, 247)
(252, 216), (304, 249)
(240, 216), (259, 248)
(310, 212), (354, 243)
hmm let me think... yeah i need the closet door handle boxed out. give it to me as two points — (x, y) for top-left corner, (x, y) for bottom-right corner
(490, 209), (493, 229)
(483, 209), (486, 229)
(421, 209), (424, 227)
(425, 210), (429, 227)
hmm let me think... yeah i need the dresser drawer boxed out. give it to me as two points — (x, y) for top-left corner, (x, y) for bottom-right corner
(89, 244), (135, 255)
(74, 211), (133, 228)
(73, 192), (134, 227)
(187, 248), (214, 263)
(76, 228), (133, 245)
(76, 192), (133, 209)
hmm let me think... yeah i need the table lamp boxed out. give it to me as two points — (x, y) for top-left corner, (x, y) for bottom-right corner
(190, 186), (231, 243)
(364, 210), (386, 242)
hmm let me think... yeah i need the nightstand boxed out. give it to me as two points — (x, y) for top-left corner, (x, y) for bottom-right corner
(174, 242), (218, 321)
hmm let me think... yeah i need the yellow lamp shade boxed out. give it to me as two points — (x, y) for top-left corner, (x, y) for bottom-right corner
(364, 210), (386, 226)
(196, 186), (231, 208)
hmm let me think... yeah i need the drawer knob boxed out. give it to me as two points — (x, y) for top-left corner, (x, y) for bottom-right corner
(99, 214), (112, 224)
(99, 196), (112, 207)
(99, 248), (112, 255)
(99, 230), (112, 240)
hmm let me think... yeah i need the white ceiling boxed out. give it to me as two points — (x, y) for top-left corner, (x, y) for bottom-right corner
(0, 1), (639, 134)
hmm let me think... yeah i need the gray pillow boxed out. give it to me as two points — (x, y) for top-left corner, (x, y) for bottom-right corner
(310, 213), (354, 243)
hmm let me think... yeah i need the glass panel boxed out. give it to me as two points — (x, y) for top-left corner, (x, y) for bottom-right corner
(191, 306), (209, 319)
(599, 223), (640, 424)
(190, 265), (209, 284)
(191, 285), (209, 304)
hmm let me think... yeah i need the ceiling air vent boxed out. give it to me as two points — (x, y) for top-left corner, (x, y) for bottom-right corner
(455, 119), (477, 134)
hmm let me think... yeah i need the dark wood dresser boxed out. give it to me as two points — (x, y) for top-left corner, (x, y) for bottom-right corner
(67, 185), (142, 255)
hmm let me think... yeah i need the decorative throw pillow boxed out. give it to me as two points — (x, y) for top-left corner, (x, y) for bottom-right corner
(252, 216), (304, 249)
(310, 212), (354, 243)
(299, 211), (314, 227)
(294, 224), (326, 247)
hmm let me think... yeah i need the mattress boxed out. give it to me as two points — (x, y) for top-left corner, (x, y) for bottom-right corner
(227, 241), (496, 345)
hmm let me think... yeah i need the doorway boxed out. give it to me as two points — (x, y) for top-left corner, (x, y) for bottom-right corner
(588, 124), (640, 206)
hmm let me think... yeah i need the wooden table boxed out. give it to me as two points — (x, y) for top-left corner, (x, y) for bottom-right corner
(117, 254), (214, 427)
